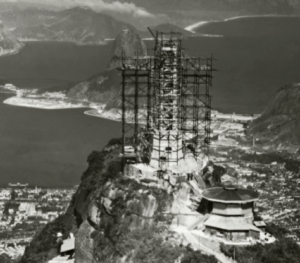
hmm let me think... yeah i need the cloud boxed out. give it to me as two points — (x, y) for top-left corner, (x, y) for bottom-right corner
(1, 0), (155, 18)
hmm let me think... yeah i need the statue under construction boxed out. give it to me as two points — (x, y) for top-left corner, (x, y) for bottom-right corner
(120, 31), (213, 172)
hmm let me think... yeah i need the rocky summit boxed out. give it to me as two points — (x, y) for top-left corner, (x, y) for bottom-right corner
(0, 22), (23, 57)
(20, 139), (219, 263)
(108, 28), (147, 69)
(249, 83), (300, 147)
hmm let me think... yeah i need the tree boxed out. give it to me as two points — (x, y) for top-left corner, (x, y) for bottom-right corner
(10, 189), (17, 200)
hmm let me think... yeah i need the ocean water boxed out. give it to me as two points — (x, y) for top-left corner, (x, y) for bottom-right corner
(0, 42), (121, 187)
(0, 93), (121, 187)
(191, 16), (300, 113)
(0, 16), (299, 186)
(0, 41), (113, 89)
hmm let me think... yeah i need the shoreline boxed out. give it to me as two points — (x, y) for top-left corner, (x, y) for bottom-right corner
(0, 44), (24, 58)
(19, 39), (108, 46)
(185, 14), (300, 33)
(3, 96), (91, 110)
(3, 96), (257, 123)
(84, 109), (121, 122)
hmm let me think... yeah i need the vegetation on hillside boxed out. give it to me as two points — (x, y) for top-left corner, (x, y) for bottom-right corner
(240, 152), (300, 173)
(249, 84), (300, 146)
(20, 137), (217, 262)
(20, 210), (76, 263)
(220, 223), (300, 263)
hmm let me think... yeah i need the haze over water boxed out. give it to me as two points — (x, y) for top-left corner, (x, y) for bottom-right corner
(0, 16), (299, 186)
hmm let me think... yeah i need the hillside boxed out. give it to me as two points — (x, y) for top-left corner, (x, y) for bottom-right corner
(109, 28), (147, 69)
(248, 83), (300, 146)
(20, 139), (217, 263)
(111, 0), (300, 28)
(0, 22), (24, 56)
(0, 6), (138, 45)
(20, 138), (300, 263)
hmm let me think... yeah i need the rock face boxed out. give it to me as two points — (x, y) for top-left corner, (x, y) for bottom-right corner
(0, 22), (23, 56)
(21, 140), (214, 263)
(75, 220), (95, 263)
(108, 28), (147, 69)
(249, 83), (300, 146)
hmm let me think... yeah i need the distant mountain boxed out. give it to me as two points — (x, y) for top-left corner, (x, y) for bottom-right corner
(109, 0), (300, 29)
(0, 6), (138, 45)
(248, 83), (300, 146)
(115, 0), (298, 14)
(65, 69), (121, 106)
(0, 22), (24, 56)
(109, 28), (147, 69)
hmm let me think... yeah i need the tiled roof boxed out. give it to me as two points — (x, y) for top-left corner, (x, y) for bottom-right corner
(202, 186), (259, 203)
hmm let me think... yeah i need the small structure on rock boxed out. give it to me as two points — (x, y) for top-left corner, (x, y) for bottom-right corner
(48, 233), (75, 263)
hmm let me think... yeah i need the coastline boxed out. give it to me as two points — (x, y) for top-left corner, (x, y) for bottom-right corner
(3, 96), (124, 121)
(3, 96), (257, 123)
(3, 96), (91, 110)
(3, 96), (124, 122)
(185, 14), (300, 33)
(19, 39), (108, 46)
(84, 109), (121, 122)
(0, 44), (24, 58)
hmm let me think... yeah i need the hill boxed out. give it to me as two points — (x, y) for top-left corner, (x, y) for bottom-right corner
(109, 28), (147, 69)
(0, 22), (24, 56)
(20, 139), (217, 263)
(248, 83), (300, 147)
(0, 6), (138, 45)
(20, 138), (300, 263)
(112, 0), (300, 29)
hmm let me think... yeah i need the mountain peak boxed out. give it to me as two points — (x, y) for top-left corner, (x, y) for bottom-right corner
(0, 22), (24, 56)
(108, 28), (147, 69)
(65, 6), (93, 13)
(249, 83), (300, 146)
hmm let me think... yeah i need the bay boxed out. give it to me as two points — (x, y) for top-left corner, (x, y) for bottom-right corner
(0, 93), (121, 187)
(0, 16), (299, 186)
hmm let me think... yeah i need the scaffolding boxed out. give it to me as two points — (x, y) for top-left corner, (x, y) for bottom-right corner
(120, 31), (214, 169)
(182, 57), (213, 158)
(150, 32), (184, 168)
(120, 56), (153, 167)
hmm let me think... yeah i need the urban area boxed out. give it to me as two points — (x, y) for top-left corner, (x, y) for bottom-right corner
(0, 183), (75, 259)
